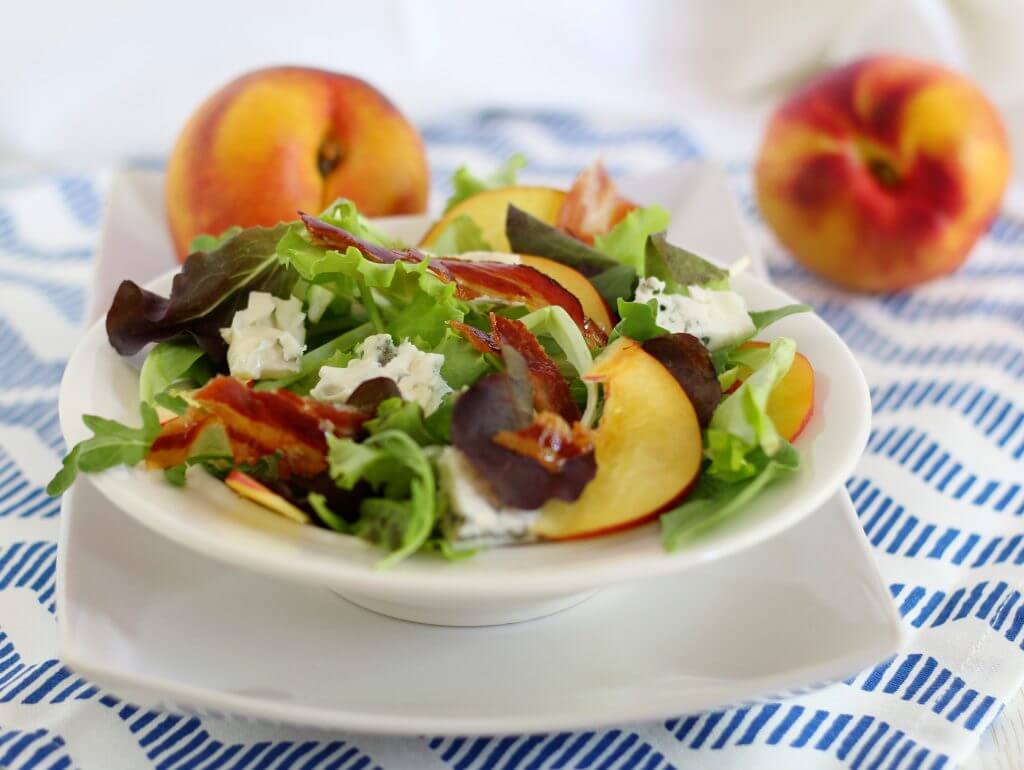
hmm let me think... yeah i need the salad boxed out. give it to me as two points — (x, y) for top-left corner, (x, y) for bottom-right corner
(49, 159), (812, 567)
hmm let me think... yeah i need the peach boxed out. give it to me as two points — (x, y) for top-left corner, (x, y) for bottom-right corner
(536, 338), (702, 539)
(420, 186), (565, 253)
(737, 342), (815, 442)
(225, 470), (309, 525)
(166, 66), (429, 259)
(755, 55), (1010, 291)
(519, 255), (614, 334)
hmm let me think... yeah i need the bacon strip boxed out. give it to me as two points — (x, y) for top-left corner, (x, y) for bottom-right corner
(450, 315), (580, 423)
(299, 213), (607, 348)
(146, 377), (367, 477)
(555, 161), (637, 244)
(493, 411), (594, 472)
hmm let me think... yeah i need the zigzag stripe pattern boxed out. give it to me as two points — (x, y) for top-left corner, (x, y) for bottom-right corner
(0, 207), (92, 261)
(817, 305), (1024, 379)
(428, 731), (676, 770)
(846, 653), (998, 733)
(0, 322), (67, 390)
(0, 400), (64, 452)
(868, 380), (1024, 456)
(664, 705), (949, 770)
(0, 272), (83, 324)
(889, 579), (1024, 640)
(53, 176), (102, 229)
(0, 725), (74, 770)
(849, 478), (1024, 568)
(0, 450), (61, 520)
(0, 542), (58, 613)
(861, 425), (1024, 513)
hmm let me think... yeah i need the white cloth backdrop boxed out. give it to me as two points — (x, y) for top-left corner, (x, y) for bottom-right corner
(3, 0), (1024, 185)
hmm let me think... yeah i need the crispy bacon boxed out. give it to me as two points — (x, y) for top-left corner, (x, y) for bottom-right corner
(450, 314), (580, 422)
(299, 213), (607, 348)
(493, 411), (594, 472)
(147, 413), (220, 469)
(146, 377), (367, 478)
(555, 161), (637, 244)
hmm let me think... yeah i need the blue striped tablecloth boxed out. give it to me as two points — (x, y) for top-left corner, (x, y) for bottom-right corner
(1, 111), (1022, 769)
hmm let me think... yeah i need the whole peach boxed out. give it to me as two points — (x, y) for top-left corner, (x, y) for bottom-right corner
(166, 67), (429, 259)
(755, 56), (1010, 291)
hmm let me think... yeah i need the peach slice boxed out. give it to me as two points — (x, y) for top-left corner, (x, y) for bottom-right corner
(536, 338), (702, 539)
(225, 470), (310, 525)
(420, 186), (565, 252)
(738, 341), (815, 441)
(519, 254), (614, 334)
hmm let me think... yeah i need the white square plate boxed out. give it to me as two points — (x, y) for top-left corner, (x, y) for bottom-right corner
(58, 479), (901, 734)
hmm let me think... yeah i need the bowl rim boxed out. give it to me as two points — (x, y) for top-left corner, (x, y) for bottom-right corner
(60, 264), (871, 603)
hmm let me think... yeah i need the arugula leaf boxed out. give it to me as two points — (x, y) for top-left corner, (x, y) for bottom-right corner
(326, 431), (437, 567)
(612, 299), (668, 342)
(661, 441), (799, 550)
(505, 206), (618, 272)
(366, 398), (448, 446)
(749, 304), (811, 333)
(428, 215), (493, 255)
(47, 403), (161, 496)
(644, 232), (729, 291)
(107, 224), (295, 364)
(138, 340), (215, 405)
(154, 391), (189, 415)
(189, 226), (242, 254)
(593, 205), (670, 273)
(307, 492), (351, 533)
(445, 154), (527, 212)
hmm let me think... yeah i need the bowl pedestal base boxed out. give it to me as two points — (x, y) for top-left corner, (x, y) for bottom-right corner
(335, 589), (595, 626)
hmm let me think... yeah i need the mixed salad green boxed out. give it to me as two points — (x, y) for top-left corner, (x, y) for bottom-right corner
(49, 159), (809, 566)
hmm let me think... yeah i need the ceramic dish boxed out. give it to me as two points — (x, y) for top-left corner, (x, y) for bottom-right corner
(58, 479), (902, 734)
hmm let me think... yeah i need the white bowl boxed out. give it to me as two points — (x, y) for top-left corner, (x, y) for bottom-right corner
(59, 214), (871, 626)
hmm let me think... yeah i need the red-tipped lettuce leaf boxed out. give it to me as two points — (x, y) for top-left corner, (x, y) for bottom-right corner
(106, 224), (295, 364)
(642, 333), (722, 427)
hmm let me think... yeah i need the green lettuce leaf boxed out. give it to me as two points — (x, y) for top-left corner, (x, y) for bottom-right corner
(188, 226), (242, 254)
(707, 337), (796, 477)
(277, 237), (468, 349)
(108, 223), (296, 365)
(428, 215), (493, 255)
(326, 430), (437, 567)
(445, 154), (527, 212)
(47, 403), (162, 496)
(138, 340), (215, 405)
(644, 232), (729, 291)
(518, 305), (599, 427)
(593, 205), (670, 273)
(661, 441), (799, 549)
(612, 299), (668, 342)
(319, 198), (404, 248)
(366, 397), (450, 446)
(432, 331), (496, 388)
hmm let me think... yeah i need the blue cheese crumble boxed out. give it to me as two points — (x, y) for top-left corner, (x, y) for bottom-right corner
(633, 277), (754, 350)
(220, 292), (306, 380)
(311, 333), (451, 414)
